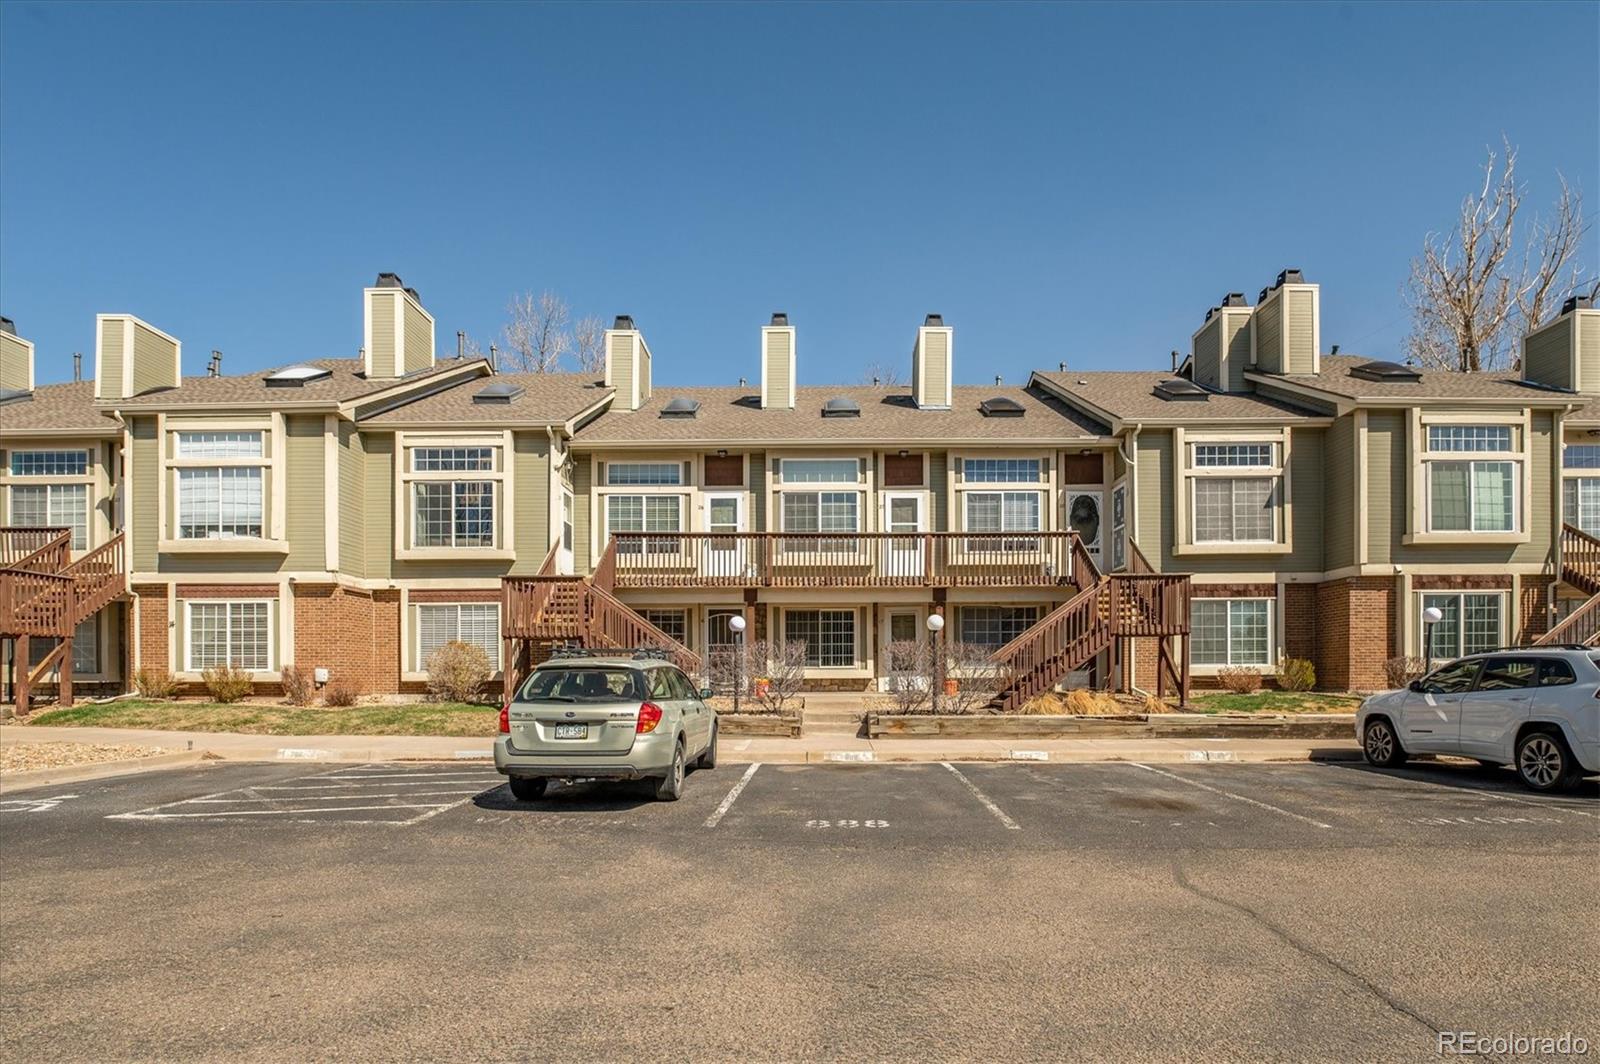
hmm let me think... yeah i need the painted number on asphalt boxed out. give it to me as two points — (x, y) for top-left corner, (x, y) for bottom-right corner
(804, 819), (889, 829)
(0, 794), (79, 814)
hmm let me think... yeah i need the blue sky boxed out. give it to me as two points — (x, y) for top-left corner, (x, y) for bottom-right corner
(2, 1), (1595, 389)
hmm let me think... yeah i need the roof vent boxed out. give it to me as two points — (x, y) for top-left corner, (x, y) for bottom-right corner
(613, 314), (635, 330)
(472, 381), (525, 404)
(1153, 378), (1209, 401)
(375, 272), (404, 289)
(660, 397), (700, 419)
(1348, 360), (1422, 383)
(1275, 269), (1305, 288)
(821, 397), (861, 418)
(979, 396), (1025, 418)
(770, 312), (789, 327)
(1563, 294), (1596, 315)
(264, 364), (334, 387)
(1221, 292), (1248, 307)
(924, 313), (943, 327)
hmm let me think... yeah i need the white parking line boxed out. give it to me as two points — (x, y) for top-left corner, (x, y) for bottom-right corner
(704, 763), (761, 828)
(1128, 763), (1333, 829)
(116, 803), (452, 819)
(941, 762), (1021, 830)
(186, 789), (485, 803)
(1319, 764), (1596, 819)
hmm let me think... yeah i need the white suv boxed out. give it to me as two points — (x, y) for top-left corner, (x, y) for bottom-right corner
(1357, 648), (1600, 791)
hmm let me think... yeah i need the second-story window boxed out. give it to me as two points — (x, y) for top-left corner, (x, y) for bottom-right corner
(1562, 444), (1600, 536)
(963, 458), (1041, 483)
(6, 449), (91, 550)
(177, 432), (264, 540)
(778, 459), (860, 552)
(1188, 440), (1281, 545)
(411, 448), (495, 548)
(964, 491), (1040, 550)
(1425, 425), (1517, 533)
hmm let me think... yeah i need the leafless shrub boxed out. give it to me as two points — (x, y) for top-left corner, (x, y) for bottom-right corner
(750, 639), (805, 715)
(425, 641), (492, 704)
(883, 639), (932, 714)
(322, 680), (360, 708)
(941, 641), (1006, 715)
(280, 665), (315, 706)
(133, 666), (179, 700)
(1216, 667), (1263, 695)
(202, 665), (253, 704)
(1384, 656), (1429, 689)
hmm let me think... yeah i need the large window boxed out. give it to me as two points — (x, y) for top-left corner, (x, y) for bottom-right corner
(1190, 599), (1272, 666)
(963, 458), (1040, 483)
(413, 481), (495, 547)
(1563, 445), (1600, 536)
(186, 601), (271, 672)
(398, 438), (506, 554)
(784, 609), (856, 668)
(1187, 440), (1280, 546)
(607, 494), (681, 554)
(958, 606), (1039, 649)
(9, 483), (89, 550)
(176, 431), (266, 541)
(779, 458), (858, 484)
(782, 491), (859, 548)
(604, 462), (683, 486)
(417, 604), (500, 669)
(6, 448), (92, 550)
(1424, 424), (1518, 533)
(1421, 593), (1503, 659)
(964, 491), (1041, 550)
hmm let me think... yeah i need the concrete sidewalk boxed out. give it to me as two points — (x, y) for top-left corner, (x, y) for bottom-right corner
(1, 721), (1361, 770)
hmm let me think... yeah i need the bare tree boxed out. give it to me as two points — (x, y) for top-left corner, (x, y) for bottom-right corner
(858, 360), (907, 387)
(1404, 140), (1589, 373)
(502, 291), (571, 374)
(941, 641), (1007, 715)
(751, 639), (806, 715)
(883, 639), (933, 714)
(573, 315), (607, 377)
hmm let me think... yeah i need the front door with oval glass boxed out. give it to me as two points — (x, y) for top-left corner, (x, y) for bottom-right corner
(1065, 488), (1103, 562)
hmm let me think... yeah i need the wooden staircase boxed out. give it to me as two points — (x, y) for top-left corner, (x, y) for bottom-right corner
(501, 541), (702, 699)
(986, 542), (1190, 711)
(1, 527), (127, 713)
(1534, 524), (1600, 646)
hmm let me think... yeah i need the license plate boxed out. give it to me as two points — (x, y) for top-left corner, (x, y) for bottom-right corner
(553, 723), (588, 740)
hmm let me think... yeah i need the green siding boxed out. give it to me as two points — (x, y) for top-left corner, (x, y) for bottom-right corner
(1364, 411), (1401, 566)
(1284, 428), (1323, 571)
(1322, 415), (1356, 569)
(1134, 432), (1172, 570)
(130, 417), (158, 570)
(749, 451), (766, 533)
(364, 433), (394, 578)
(283, 415), (325, 571)
(572, 457), (592, 571)
(1522, 317), (1572, 390)
(1286, 289), (1316, 374)
(511, 432), (551, 574)
(1579, 315), (1600, 393)
(1192, 317), (1222, 390)
(100, 319), (125, 401)
(1224, 314), (1253, 392)
(339, 423), (366, 577)
(1255, 297), (1283, 373)
(930, 450), (949, 531)
(131, 323), (177, 396)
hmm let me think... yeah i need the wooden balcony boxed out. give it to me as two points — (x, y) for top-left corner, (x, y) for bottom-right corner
(608, 531), (1083, 589)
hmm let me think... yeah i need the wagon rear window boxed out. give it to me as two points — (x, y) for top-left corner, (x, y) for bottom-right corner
(520, 668), (643, 702)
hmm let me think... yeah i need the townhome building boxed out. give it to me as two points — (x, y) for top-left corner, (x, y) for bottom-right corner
(2, 272), (1598, 712)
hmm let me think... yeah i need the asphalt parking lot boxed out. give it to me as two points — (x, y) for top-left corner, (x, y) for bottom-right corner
(3, 758), (1596, 1062)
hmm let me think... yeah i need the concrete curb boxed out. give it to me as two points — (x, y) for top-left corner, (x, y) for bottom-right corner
(0, 750), (211, 794)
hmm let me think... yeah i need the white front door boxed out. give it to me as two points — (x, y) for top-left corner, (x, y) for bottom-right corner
(1064, 487), (1104, 561)
(882, 492), (925, 579)
(703, 493), (747, 578)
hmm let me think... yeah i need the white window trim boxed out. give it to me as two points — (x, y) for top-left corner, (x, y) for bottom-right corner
(395, 431), (514, 560)
(602, 460), (686, 487)
(781, 606), (862, 672)
(1189, 596), (1276, 675)
(1173, 427), (1293, 556)
(1405, 410), (1532, 545)
(1421, 458), (1521, 535)
(158, 416), (288, 555)
(1415, 590), (1508, 660)
(409, 602), (503, 676)
(182, 598), (275, 676)
(5, 482), (93, 551)
(776, 457), (862, 485)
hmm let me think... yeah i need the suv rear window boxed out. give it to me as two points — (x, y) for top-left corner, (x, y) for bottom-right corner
(1540, 659), (1577, 686)
(520, 667), (643, 702)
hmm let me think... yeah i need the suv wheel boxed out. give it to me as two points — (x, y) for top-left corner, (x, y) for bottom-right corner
(509, 777), (548, 802)
(1363, 718), (1406, 768)
(698, 722), (719, 770)
(654, 742), (685, 802)
(1516, 729), (1579, 793)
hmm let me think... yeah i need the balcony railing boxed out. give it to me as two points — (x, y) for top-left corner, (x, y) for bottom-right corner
(608, 531), (1081, 588)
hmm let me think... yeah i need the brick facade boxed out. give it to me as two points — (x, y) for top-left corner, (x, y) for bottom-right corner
(132, 584), (168, 677)
(1314, 577), (1395, 692)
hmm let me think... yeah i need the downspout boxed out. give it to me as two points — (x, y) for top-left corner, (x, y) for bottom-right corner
(546, 426), (563, 569)
(1117, 423), (1142, 564)
(1552, 402), (1579, 635)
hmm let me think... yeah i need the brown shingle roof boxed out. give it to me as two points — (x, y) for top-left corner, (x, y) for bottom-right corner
(362, 373), (613, 425)
(574, 384), (1110, 444)
(0, 381), (120, 436)
(1031, 370), (1322, 423)
(1247, 354), (1575, 404)
(108, 357), (487, 408)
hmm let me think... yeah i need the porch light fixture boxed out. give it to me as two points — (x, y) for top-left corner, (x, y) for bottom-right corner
(1421, 605), (1444, 675)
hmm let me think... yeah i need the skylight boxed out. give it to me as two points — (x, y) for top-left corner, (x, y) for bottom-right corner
(660, 397), (700, 419)
(1153, 378), (1209, 401)
(821, 397), (861, 418)
(264, 364), (333, 387)
(1348, 360), (1422, 383)
(979, 397), (1025, 418)
(473, 381), (525, 404)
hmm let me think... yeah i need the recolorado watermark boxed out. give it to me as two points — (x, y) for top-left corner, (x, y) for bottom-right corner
(1439, 1031), (1590, 1056)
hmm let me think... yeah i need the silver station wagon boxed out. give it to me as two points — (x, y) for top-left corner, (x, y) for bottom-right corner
(494, 649), (718, 802)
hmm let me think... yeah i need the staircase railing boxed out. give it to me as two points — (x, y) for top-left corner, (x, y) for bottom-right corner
(0, 570), (73, 637)
(591, 539), (618, 594)
(1534, 593), (1600, 646)
(0, 527), (71, 569)
(583, 583), (702, 675)
(987, 581), (1113, 711)
(1561, 523), (1600, 595)
(502, 576), (587, 640)
(60, 533), (126, 624)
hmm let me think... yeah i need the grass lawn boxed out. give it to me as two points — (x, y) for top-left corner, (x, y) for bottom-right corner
(21, 699), (499, 737)
(1186, 691), (1363, 715)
